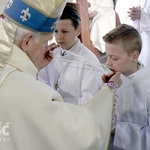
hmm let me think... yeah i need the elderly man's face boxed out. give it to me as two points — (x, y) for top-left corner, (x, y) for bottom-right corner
(21, 33), (53, 70)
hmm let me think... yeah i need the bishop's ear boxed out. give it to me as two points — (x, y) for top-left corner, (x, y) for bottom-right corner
(21, 34), (33, 52)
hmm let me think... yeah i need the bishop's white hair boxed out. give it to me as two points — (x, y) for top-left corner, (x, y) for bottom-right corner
(15, 26), (42, 45)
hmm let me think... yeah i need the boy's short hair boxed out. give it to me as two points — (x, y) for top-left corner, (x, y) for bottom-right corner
(60, 4), (81, 29)
(103, 24), (142, 55)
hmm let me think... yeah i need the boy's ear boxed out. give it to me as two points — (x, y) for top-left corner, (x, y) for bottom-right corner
(21, 34), (33, 52)
(76, 26), (81, 37)
(132, 51), (139, 62)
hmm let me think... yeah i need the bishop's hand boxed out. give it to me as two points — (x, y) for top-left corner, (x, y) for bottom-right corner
(35, 43), (58, 71)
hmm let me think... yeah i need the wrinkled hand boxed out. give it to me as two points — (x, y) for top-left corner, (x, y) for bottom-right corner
(128, 6), (141, 21)
(102, 72), (122, 88)
(102, 72), (115, 83)
(35, 43), (58, 71)
(89, 11), (98, 20)
(109, 72), (122, 88)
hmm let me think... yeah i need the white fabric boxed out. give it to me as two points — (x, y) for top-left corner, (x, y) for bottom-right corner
(0, 0), (7, 29)
(38, 39), (105, 105)
(0, 44), (114, 150)
(115, 0), (150, 66)
(113, 65), (150, 150)
(88, 0), (116, 53)
(0, 0), (7, 14)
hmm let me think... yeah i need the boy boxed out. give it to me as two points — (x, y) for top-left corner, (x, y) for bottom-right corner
(38, 5), (105, 105)
(103, 24), (150, 150)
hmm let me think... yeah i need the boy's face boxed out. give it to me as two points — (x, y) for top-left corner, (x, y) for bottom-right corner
(105, 43), (137, 76)
(54, 19), (80, 50)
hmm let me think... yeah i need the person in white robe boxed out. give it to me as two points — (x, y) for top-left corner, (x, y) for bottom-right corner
(103, 24), (150, 150)
(38, 5), (106, 105)
(0, 0), (122, 150)
(72, 0), (116, 59)
(88, 0), (116, 57)
(115, 0), (150, 67)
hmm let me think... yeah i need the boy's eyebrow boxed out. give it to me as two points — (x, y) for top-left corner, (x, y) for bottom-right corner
(106, 54), (117, 57)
